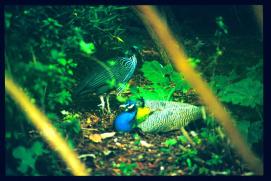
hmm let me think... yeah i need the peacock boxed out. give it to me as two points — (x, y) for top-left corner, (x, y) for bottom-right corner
(114, 98), (206, 133)
(73, 46), (140, 113)
(114, 100), (138, 132)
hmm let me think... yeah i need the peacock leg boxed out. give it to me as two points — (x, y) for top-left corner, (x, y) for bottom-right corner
(106, 95), (111, 113)
(98, 95), (105, 113)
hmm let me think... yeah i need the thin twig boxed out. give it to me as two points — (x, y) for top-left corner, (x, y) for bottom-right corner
(181, 127), (196, 147)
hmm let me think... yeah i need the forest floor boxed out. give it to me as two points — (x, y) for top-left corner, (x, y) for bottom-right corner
(72, 73), (253, 176)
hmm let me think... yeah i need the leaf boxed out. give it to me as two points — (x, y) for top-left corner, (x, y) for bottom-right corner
(30, 141), (46, 156)
(218, 78), (263, 108)
(140, 140), (153, 148)
(6, 132), (12, 139)
(188, 57), (201, 68)
(12, 146), (36, 173)
(61, 110), (69, 115)
(67, 139), (75, 149)
(89, 134), (102, 143)
(79, 40), (96, 55)
(135, 85), (173, 101)
(55, 90), (72, 105)
(178, 135), (188, 144)
(170, 72), (191, 92)
(107, 59), (117, 66)
(100, 132), (116, 139)
(140, 61), (168, 84)
(164, 138), (177, 147)
(89, 132), (116, 143)
(116, 95), (128, 103)
(186, 158), (192, 168)
(50, 49), (59, 59)
(5, 12), (12, 29)
(57, 58), (67, 66)
(103, 149), (112, 156)
(86, 117), (91, 124)
(113, 36), (124, 43)
(72, 120), (81, 134)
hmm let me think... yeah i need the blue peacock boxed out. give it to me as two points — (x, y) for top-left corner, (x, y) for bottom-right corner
(114, 98), (206, 132)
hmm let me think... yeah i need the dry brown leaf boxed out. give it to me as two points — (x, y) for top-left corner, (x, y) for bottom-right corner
(87, 114), (100, 124)
(112, 168), (121, 175)
(89, 134), (102, 143)
(140, 140), (153, 148)
(100, 132), (116, 139)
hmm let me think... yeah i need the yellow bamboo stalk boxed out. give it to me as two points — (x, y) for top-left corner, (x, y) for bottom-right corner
(252, 5), (263, 35)
(136, 5), (263, 175)
(5, 74), (89, 176)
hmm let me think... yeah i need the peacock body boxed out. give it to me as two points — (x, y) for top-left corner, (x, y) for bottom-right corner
(74, 46), (139, 113)
(114, 99), (206, 133)
(137, 100), (205, 132)
(74, 55), (137, 97)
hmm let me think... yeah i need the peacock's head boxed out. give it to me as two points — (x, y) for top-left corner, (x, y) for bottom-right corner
(123, 45), (143, 63)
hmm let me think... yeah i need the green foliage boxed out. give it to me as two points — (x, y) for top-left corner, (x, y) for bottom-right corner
(113, 162), (137, 176)
(5, 5), (133, 175)
(205, 28), (263, 147)
(57, 110), (81, 148)
(164, 138), (178, 147)
(133, 133), (141, 145)
(132, 85), (175, 101)
(140, 60), (198, 92)
(206, 153), (223, 166)
(209, 61), (263, 147)
(235, 120), (250, 142)
(204, 115), (218, 128)
(176, 147), (198, 169)
(215, 16), (228, 35)
(177, 135), (188, 144)
(182, 148), (198, 159)
(19, 49), (77, 111)
(79, 40), (96, 55)
(5, 11), (12, 29)
(130, 59), (200, 101)
(217, 77), (262, 108)
(12, 141), (48, 175)
(200, 128), (219, 145)
(247, 120), (262, 145)
(61, 110), (81, 134)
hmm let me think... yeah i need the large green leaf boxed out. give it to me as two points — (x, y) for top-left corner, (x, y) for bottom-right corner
(140, 61), (168, 84)
(12, 141), (47, 174)
(79, 40), (96, 55)
(135, 84), (175, 101)
(13, 146), (36, 173)
(218, 78), (263, 108)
